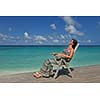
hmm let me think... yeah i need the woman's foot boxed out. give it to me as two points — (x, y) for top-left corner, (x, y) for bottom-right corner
(33, 72), (42, 78)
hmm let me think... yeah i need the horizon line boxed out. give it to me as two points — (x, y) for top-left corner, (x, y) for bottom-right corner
(0, 44), (100, 46)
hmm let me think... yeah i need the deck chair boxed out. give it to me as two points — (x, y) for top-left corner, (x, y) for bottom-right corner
(49, 43), (79, 79)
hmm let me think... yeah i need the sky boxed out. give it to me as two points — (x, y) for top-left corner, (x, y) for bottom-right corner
(0, 16), (100, 45)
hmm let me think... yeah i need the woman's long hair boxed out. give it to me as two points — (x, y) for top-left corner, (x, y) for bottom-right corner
(72, 39), (78, 49)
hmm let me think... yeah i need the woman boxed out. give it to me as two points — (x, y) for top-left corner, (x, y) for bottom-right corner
(33, 39), (78, 78)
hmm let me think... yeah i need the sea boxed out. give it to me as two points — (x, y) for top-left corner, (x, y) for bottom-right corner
(0, 45), (100, 75)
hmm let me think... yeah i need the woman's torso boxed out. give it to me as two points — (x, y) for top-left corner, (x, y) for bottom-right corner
(62, 47), (73, 62)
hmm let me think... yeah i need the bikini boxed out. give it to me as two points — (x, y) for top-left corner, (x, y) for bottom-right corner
(62, 48), (71, 62)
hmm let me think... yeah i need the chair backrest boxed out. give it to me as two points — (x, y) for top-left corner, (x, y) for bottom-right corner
(69, 43), (79, 63)
(74, 43), (79, 53)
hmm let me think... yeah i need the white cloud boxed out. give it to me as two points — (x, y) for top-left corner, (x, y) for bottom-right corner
(64, 35), (68, 39)
(68, 34), (72, 39)
(62, 16), (80, 27)
(0, 33), (4, 38)
(25, 40), (28, 43)
(35, 41), (43, 44)
(65, 24), (84, 36)
(62, 16), (75, 25)
(50, 24), (56, 30)
(47, 34), (68, 44)
(60, 34), (65, 39)
(24, 32), (31, 39)
(0, 33), (14, 40)
(2, 37), (6, 40)
(33, 35), (47, 44)
(65, 25), (77, 34)
(9, 36), (15, 39)
(0, 33), (7, 39)
(59, 34), (68, 42)
(76, 31), (84, 36)
(0, 33), (20, 44)
(62, 40), (66, 43)
(61, 16), (84, 36)
(52, 39), (59, 43)
(87, 39), (92, 43)
(48, 36), (53, 40)
(34, 35), (47, 41)
(77, 39), (92, 44)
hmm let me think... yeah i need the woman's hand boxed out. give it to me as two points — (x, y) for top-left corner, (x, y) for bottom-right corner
(55, 53), (63, 58)
(52, 52), (58, 56)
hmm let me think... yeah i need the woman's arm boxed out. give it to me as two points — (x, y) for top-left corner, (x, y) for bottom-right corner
(55, 49), (74, 59)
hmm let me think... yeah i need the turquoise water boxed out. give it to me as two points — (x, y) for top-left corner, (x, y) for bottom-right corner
(0, 45), (100, 75)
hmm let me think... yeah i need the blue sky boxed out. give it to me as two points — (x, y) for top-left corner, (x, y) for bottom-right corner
(0, 16), (100, 45)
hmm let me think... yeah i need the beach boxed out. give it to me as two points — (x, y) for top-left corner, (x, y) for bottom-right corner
(0, 65), (100, 83)
(0, 46), (100, 83)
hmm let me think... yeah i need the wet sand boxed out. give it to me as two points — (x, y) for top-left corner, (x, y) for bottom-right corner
(0, 65), (100, 83)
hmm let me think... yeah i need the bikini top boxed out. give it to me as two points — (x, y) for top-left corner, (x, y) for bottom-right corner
(62, 48), (71, 55)
(62, 48), (72, 62)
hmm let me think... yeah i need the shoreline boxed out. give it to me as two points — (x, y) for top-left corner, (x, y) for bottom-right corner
(0, 64), (100, 83)
(0, 64), (99, 76)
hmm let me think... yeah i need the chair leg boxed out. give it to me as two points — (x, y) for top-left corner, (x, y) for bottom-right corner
(53, 67), (61, 79)
(67, 67), (73, 77)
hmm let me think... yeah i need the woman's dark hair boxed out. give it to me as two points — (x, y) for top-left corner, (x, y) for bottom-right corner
(72, 39), (78, 49)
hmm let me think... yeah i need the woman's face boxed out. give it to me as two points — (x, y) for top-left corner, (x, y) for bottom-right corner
(69, 40), (74, 46)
